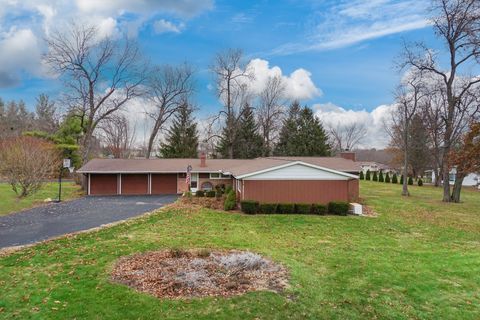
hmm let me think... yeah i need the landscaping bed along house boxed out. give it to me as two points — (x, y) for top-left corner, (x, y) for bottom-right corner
(111, 249), (288, 299)
(181, 185), (352, 216)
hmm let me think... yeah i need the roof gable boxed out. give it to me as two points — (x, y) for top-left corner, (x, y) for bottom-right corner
(236, 161), (359, 180)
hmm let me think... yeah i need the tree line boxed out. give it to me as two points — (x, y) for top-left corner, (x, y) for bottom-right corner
(387, 0), (480, 203)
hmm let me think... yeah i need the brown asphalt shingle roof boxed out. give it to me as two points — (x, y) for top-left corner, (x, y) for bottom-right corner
(78, 156), (361, 176)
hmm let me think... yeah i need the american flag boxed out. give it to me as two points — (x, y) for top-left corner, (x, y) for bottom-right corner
(186, 165), (192, 187)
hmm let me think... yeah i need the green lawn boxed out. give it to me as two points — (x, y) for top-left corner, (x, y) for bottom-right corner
(0, 182), (83, 216)
(0, 181), (479, 319)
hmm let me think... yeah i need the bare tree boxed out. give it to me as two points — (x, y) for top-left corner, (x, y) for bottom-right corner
(44, 23), (146, 165)
(328, 122), (367, 152)
(400, 0), (480, 202)
(210, 49), (254, 158)
(257, 75), (286, 156)
(100, 114), (136, 158)
(144, 64), (194, 158)
(389, 73), (427, 196)
(0, 136), (61, 197)
(34, 94), (58, 134)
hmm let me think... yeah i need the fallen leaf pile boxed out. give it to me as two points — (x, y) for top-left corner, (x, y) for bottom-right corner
(111, 249), (288, 299)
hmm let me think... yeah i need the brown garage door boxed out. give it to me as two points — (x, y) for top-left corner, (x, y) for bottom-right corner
(90, 174), (118, 195)
(121, 174), (148, 195)
(151, 174), (177, 194)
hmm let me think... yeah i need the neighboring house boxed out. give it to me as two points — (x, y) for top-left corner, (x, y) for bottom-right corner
(77, 154), (361, 204)
(358, 161), (395, 174)
(428, 168), (480, 188)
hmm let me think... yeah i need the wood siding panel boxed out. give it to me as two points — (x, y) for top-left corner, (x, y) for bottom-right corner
(90, 174), (118, 195)
(121, 174), (148, 195)
(151, 174), (177, 194)
(243, 180), (357, 204)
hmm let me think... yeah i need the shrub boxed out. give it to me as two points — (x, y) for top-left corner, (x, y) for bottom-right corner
(366, 169), (371, 181)
(359, 171), (365, 180)
(400, 174), (404, 184)
(408, 176), (414, 185)
(372, 171), (378, 181)
(259, 203), (277, 214)
(206, 190), (216, 197)
(225, 185), (233, 194)
(215, 188), (222, 198)
(418, 178), (423, 186)
(223, 190), (236, 211)
(379, 171), (384, 182)
(385, 172), (391, 183)
(328, 201), (349, 216)
(184, 191), (193, 199)
(240, 200), (258, 214)
(392, 173), (398, 184)
(276, 203), (295, 214)
(195, 190), (205, 197)
(311, 204), (327, 215)
(295, 203), (311, 214)
(214, 252), (267, 270)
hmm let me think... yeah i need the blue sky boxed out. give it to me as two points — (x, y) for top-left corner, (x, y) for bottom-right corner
(0, 0), (440, 147)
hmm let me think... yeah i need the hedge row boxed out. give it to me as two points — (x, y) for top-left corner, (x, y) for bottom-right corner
(240, 201), (349, 216)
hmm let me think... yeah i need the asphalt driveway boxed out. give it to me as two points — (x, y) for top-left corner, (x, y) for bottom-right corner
(0, 195), (178, 249)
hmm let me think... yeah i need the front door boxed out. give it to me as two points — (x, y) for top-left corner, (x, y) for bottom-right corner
(190, 173), (199, 193)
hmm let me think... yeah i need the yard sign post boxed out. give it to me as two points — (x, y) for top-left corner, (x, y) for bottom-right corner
(57, 158), (71, 202)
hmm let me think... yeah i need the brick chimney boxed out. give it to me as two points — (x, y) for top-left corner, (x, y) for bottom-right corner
(200, 152), (207, 167)
(340, 151), (356, 162)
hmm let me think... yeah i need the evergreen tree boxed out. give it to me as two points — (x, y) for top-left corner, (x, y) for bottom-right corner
(366, 169), (371, 181)
(417, 178), (423, 186)
(234, 104), (264, 159)
(379, 171), (384, 182)
(373, 171), (378, 181)
(392, 173), (398, 184)
(385, 172), (391, 183)
(160, 104), (199, 158)
(274, 102), (330, 156)
(359, 171), (365, 180)
(408, 176), (414, 185)
(400, 174), (404, 184)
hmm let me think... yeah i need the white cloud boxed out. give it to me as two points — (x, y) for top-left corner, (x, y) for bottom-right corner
(153, 19), (184, 34)
(313, 102), (395, 148)
(0, 28), (45, 87)
(271, 0), (430, 55)
(0, 0), (213, 87)
(246, 58), (321, 100)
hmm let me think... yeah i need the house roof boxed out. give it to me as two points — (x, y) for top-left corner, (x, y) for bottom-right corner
(77, 156), (361, 177)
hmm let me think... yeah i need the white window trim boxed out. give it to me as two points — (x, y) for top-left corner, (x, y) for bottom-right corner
(209, 172), (231, 179)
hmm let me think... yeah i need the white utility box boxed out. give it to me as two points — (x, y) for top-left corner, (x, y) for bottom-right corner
(349, 203), (363, 215)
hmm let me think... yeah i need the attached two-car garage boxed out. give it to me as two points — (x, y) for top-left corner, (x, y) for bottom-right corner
(88, 173), (178, 195)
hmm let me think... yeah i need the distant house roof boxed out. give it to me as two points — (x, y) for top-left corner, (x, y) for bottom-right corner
(78, 156), (361, 177)
(359, 161), (391, 170)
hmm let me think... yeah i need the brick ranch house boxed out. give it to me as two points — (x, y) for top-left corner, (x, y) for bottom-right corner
(77, 152), (361, 204)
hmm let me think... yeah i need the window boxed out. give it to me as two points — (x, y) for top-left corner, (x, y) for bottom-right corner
(201, 182), (213, 191)
(449, 173), (456, 182)
(210, 172), (231, 179)
(236, 179), (241, 193)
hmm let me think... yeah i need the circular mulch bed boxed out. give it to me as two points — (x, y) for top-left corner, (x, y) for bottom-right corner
(111, 249), (289, 299)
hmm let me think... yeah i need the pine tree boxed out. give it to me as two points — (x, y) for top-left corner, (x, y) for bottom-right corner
(392, 173), (398, 184)
(234, 104), (264, 158)
(379, 171), (384, 182)
(160, 104), (199, 158)
(400, 174), (404, 184)
(417, 178), (423, 186)
(408, 176), (414, 185)
(359, 171), (365, 180)
(366, 169), (371, 181)
(373, 171), (378, 181)
(274, 102), (330, 156)
(385, 172), (391, 183)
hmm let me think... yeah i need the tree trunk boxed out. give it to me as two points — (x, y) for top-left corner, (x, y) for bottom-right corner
(402, 128), (409, 196)
(450, 172), (465, 203)
(441, 149), (451, 202)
